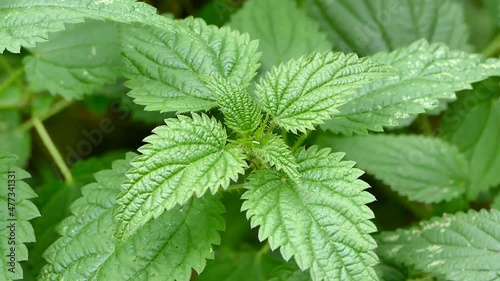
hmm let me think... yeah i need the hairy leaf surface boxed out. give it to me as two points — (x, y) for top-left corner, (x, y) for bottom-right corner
(229, 0), (331, 72)
(377, 209), (500, 281)
(122, 17), (260, 113)
(30, 152), (124, 275)
(320, 134), (469, 203)
(304, 0), (470, 55)
(243, 146), (378, 281)
(440, 80), (500, 199)
(40, 153), (225, 281)
(203, 76), (262, 135)
(323, 40), (500, 135)
(255, 52), (393, 133)
(0, 0), (163, 53)
(0, 153), (39, 280)
(115, 114), (246, 241)
(23, 20), (121, 100)
(252, 134), (300, 183)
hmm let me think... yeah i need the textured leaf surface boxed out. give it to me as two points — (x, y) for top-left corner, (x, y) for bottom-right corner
(229, 0), (331, 72)
(255, 52), (393, 133)
(29, 152), (124, 276)
(23, 20), (121, 100)
(304, 0), (470, 55)
(319, 134), (469, 203)
(323, 40), (500, 135)
(440, 80), (500, 199)
(122, 17), (260, 113)
(115, 114), (246, 241)
(251, 134), (300, 183)
(243, 146), (378, 281)
(203, 76), (262, 135)
(40, 153), (225, 281)
(0, 0), (163, 54)
(197, 248), (284, 281)
(377, 209), (500, 281)
(0, 153), (39, 280)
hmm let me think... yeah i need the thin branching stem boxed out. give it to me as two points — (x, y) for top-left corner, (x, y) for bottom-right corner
(22, 99), (72, 131)
(33, 116), (74, 184)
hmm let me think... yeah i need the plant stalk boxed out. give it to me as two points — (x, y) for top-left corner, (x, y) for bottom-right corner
(483, 33), (500, 58)
(33, 116), (74, 184)
(22, 99), (72, 131)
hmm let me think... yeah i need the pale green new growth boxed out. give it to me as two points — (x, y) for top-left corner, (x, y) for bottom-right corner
(255, 52), (393, 133)
(251, 134), (300, 183)
(0, 153), (40, 280)
(24, 20), (121, 100)
(122, 17), (260, 113)
(440, 82), (500, 199)
(115, 114), (246, 241)
(323, 40), (500, 135)
(377, 209), (500, 281)
(304, 0), (470, 55)
(320, 134), (469, 203)
(229, 0), (332, 72)
(40, 153), (225, 281)
(0, 0), (163, 54)
(243, 147), (378, 281)
(203, 76), (262, 135)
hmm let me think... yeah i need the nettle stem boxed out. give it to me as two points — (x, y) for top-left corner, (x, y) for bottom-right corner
(483, 33), (500, 58)
(291, 130), (312, 152)
(33, 116), (74, 184)
(0, 67), (24, 94)
(22, 99), (72, 131)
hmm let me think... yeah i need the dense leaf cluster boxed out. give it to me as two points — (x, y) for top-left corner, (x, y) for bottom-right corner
(1, 0), (500, 280)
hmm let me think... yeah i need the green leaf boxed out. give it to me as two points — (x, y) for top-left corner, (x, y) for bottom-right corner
(319, 134), (469, 204)
(29, 152), (124, 276)
(122, 17), (260, 113)
(0, 111), (31, 167)
(323, 40), (500, 135)
(229, 0), (332, 72)
(115, 113), (247, 241)
(203, 76), (262, 135)
(304, 0), (470, 55)
(0, 153), (40, 280)
(40, 153), (225, 281)
(243, 146), (378, 281)
(440, 80), (500, 199)
(197, 248), (285, 281)
(23, 20), (121, 100)
(255, 52), (393, 133)
(377, 209), (500, 281)
(0, 0), (166, 54)
(252, 134), (300, 183)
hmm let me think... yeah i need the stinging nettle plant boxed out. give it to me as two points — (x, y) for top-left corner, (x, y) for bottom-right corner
(1, 0), (500, 280)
